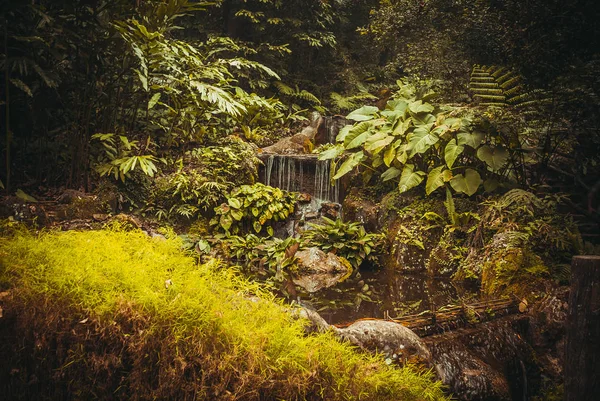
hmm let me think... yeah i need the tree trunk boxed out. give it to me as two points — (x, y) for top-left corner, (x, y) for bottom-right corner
(564, 255), (600, 401)
(4, 16), (10, 191)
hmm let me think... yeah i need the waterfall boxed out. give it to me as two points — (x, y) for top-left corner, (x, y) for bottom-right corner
(262, 155), (339, 205)
(265, 156), (274, 187)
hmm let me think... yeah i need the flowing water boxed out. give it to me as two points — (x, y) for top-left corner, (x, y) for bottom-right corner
(262, 154), (340, 206)
(258, 149), (475, 326)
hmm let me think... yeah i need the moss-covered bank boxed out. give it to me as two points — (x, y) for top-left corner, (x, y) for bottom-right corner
(0, 223), (448, 401)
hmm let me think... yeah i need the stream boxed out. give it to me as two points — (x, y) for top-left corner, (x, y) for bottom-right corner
(248, 117), (553, 401)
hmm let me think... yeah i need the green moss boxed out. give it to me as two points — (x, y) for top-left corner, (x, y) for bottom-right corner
(0, 224), (449, 401)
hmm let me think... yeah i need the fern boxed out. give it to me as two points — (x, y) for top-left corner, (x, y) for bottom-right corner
(329, 91), (377, 112)
(469, 65), (547, 108)
(274, 82), (321, 105)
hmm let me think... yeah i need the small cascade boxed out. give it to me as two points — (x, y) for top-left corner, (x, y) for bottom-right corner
(262, 155), (340, 206)
(314, 160), (339, 204)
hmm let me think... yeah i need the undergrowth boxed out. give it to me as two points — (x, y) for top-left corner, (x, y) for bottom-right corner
(0, 223), (448, 401)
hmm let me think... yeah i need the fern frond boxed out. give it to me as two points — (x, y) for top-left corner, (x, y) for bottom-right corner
(274, 82), (321, 105)
(274, 81), (296, 96)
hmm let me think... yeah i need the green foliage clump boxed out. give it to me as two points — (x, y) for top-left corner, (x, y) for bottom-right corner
(211, 183), (297, 236)
(0, 225), (449, 401)
(302, 217), (384, 268)
(320, 80), (520, 197)
(91, 133), (160, 182)
(220, 234), (301, 274)
(458, 189), (581, 294)
(145, 139), (260, 219)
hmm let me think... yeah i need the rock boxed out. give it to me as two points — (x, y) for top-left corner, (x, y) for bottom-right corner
(334, 320), (431, 364)
(291, 306), (331, 334)
(319, 202), (341, 220)
(424, 316), (538, 401)
(292, 272), (349, 293)
(260, 116), (322, 154)
(297, 193), (312, 203)
(261, 133), (312, 154)
(292, 248), (352, 292)
(304, 212), (319, 220)
(57, 189), (87, 204)
(314, 115), (346, 146)
(427, 340), (511, 401)
(92, 213), (109, 221)
(342, 187), (380, 232)
(295, 247), (350, 274)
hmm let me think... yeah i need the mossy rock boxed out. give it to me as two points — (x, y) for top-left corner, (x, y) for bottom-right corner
(478, 232), (549, 296)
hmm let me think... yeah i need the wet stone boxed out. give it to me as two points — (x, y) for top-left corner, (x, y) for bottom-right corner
(334, 320), (431, 365)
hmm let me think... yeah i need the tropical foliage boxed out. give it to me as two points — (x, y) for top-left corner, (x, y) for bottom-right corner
(320, 81), (522, 197)
(211, 183), (297, 235)
(303, 217), (384, 268)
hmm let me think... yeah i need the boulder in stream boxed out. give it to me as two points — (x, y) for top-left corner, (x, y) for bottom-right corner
(295, 247), (350, 274)
(334, 320), (431, 364)
(291, 306), (331, 334)
(292, 247), (352, 292)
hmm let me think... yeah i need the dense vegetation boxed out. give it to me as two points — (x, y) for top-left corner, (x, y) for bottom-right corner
(1, 0), (599, 399)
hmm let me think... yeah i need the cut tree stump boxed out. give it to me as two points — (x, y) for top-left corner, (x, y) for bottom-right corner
(564, 255), (600, 401)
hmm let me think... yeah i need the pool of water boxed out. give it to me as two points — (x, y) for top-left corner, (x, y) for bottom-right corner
(259, 266), (479, 325)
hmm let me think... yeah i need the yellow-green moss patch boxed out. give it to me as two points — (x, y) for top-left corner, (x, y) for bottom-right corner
(0, 224), (449, 400)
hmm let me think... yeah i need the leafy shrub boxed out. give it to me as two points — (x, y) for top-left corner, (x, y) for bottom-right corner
(458, 189), (581, 294)
(220, 234), (301, 273)
(211, 183), (297, 235)
(320, 80), (522, 197)
(148, 138), (260, 219)
(91, 133), (159, 182)
(302, 217), (384, 268)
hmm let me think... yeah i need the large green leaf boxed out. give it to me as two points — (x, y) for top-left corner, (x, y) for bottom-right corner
(365, 131), (394, 154)
(457, 131), (485, 148)
(333, 151), (365, 180)
(476, 145), (510, 172)
(346, 131), (370, 149)
(408, 100), (435, 114)
(426, 166), (448, 195)
(383, 144), (397, 167)
(407, 125), (439, 157)
(396, 144), (408, 164)
(335, 125), (353, 143)
(386, 99), (408, 114)
(398, 164), (426, 193)
(412, 113), (435, 127)
(228, 198), (242, 209)
(220, 214), (233, 231)
(381, 166), (401, 182)
(444, 139), (464, 169)
(342, 121), (372, 148)
(450, 169), (483, 196)
(392, 118), (412, 137)
(15, 189), (37, 203)
(318, 144), (345, 160)
(346, 105), (379, 121)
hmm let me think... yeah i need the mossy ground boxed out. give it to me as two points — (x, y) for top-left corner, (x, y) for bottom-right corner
(0, 222), (448, 400)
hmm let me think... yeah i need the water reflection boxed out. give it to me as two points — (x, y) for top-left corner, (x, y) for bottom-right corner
(291, 268), (478, 325)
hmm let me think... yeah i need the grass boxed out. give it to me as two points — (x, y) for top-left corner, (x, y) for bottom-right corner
(0, 222), (449, 400)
